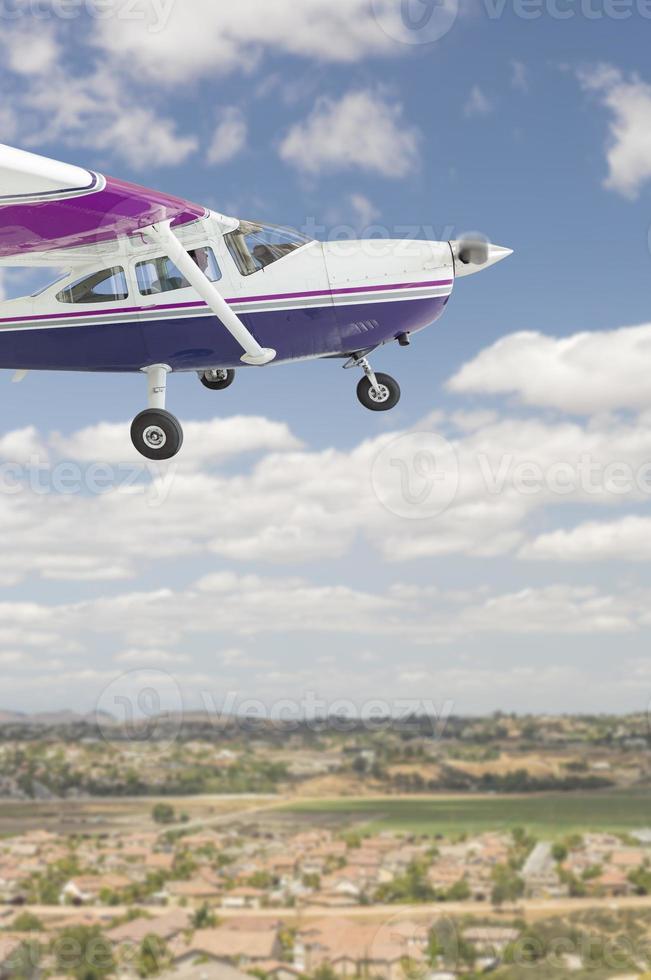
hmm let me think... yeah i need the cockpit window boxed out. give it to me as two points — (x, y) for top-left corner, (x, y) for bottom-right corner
(225, 223), (311, 276)
(136, 247), (222, 296)
(57, 267), (129, 305)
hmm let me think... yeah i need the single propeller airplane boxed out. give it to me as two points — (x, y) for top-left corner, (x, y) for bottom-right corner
(0, 143), (512, 459)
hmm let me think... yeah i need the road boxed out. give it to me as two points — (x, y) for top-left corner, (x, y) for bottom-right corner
(15, 894), (651, 926)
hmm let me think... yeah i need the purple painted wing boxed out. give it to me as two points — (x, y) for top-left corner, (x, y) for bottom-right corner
(0, 144), (207, 258)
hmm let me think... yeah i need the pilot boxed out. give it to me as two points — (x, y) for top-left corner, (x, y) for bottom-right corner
(192, 247), (211, 274)
(252, 243), (276, 269)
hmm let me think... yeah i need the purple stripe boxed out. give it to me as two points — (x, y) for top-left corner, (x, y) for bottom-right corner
(0, 279), (453, 325)
(231, 278), (453, 304)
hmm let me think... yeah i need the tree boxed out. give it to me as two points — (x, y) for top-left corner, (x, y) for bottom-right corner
(313, 965), (337, 980)
(629, 865), (651, 895)
(54, 925), (115, 980)
(12, 912), (43, 932)
(445, 877), (471, 901)
(135, 935), (170, 978)
(192, 903), (218, 929)
(6, 939), (41, 980)
(491, 864), (525, 907)
(151, 803), (175, 825)
(551, 842), (568, 863)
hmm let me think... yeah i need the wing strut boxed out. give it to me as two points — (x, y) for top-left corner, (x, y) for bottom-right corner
(146, 221), (276, 366)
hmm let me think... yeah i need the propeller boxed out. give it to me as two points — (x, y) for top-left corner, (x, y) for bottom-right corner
(456, 238), (490, 266)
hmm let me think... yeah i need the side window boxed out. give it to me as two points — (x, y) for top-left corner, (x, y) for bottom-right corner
(136, 247), (222, 296)
(57, 267), (129, 304)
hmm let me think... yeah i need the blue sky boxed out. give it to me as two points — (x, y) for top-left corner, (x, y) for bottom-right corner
(1, 0), (651, 718)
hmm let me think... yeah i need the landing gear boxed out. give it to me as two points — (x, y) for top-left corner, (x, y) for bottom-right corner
(347, 354), (401, 412)
(131, 364), (184, 460)
(357, 373), (401, 411)
(131, 409), (183, 460)
(199, 368), (235, 391)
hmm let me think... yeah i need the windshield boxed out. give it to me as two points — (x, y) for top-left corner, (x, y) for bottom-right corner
(225, 222), (312, 276)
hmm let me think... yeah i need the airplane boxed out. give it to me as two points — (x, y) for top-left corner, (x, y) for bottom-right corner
(0, 143), (512, 460)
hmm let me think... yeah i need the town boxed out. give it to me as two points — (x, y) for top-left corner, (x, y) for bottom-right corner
(2, 818), (651, 979)
(0, 712), (650, 978)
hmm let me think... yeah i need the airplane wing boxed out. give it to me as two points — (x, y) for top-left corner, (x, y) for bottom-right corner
(0, 143), (276, 365)
(0, 143), (207, 258)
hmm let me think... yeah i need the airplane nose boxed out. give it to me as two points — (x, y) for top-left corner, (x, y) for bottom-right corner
(449, 239), (513, 277)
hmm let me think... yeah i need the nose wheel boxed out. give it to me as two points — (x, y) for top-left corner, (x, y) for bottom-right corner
(357, 373), (400, 411)
(348, 354), (401, 412)
(131, 364), (184, 460)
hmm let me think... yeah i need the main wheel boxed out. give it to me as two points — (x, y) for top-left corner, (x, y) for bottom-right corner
(200, 369), (235, 391)
(356, 373), (401, 412)
(131, 409), (184, 460)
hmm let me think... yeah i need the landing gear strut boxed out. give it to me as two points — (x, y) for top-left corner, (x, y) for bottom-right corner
(347, 354), (401, 412)
(131, 364), (184, 460)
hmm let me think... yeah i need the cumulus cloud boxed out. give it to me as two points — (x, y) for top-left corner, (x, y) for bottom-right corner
(578, 64), (651, 198)
(2, 395), (651, 585)
(18, 65), (198, 169)
(207, 107), (248, 165)
(0, 24), (60, 76)
(92, 1), (404, 85)
(523, 515), (651, 562)
(447, 323), (651, 414)
(0, 575), (646, 718)
(278, 89), (421, 178)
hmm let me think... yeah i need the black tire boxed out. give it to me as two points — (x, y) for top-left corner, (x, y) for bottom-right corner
(131, 409), (184, 460)
(356, 373), (401, 412)
(200, 369), (235, 391)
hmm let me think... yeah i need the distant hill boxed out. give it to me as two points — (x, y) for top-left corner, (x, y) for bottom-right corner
(0, 709), (116, 726)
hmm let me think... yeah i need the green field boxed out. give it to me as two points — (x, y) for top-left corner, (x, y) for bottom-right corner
(277, 793), (651, 838)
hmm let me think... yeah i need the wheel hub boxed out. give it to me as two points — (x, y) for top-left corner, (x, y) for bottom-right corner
(369, 384), (390, 403)
(142, 424), (167, 450)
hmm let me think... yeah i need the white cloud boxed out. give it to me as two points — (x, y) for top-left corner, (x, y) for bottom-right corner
(578, 64), (651, 199)
(2, 402), (651, 584)
(523, 515), (651, 562)
(349, 193), (381, 230)
(207, 107), (248, 165)
(18, 65), (198, 169)
(114, 648), (192, 666)
(0, 25), (60, 76)
(278, 89), (420, 178)
(53, 416), (302, 465)
(447, 323), (651, 414)
(464, 85), (494, 117)
(0, 107), (17, 144)
(93, 1), (404, 86)
(93, 107), (198, 169)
